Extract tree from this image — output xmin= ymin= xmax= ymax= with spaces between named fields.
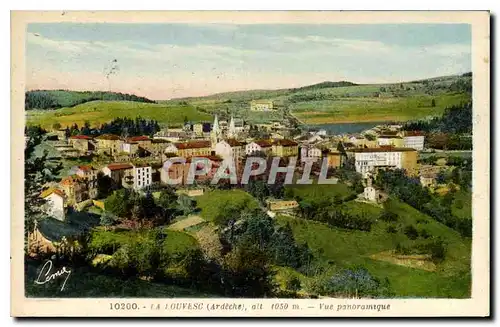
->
xmin=52 ymin=122 xmax=61 ymax=130
xmin=100 ymin=211 xmax=117 ymax=230
xmin=431 ymin=98 xmax=436 ymax=107
xmin=96 ymin=172 xmax=114 ymax=198
xmin=104 ymin=190 xmax=129 ymax=217
xmin=24 ymin=128 xmax=62 ymax=248
xmin=177 ymin=194 xmax=195 ymax=216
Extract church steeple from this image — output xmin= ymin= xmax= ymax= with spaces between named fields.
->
xmin=228 ymin=115 xmax=236 ymax=138
xmin=211 ymin=114 xmax=221 ymax=148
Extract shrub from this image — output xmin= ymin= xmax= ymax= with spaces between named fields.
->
xmin=386 ymin=225 xmax=397 ymax=234
xmin=404 ymin=225 xmax=419 ymax=240
xmin=380 ymin=210 xmax=398 ymax=222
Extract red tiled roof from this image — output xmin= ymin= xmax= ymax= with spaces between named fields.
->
xmin=96 ymin=134 xmax=121 ymax=140
xmin=70 ymin=135 xmax=93 ymax=140
xmin=379 ymin=135 xmax=403 ymax=139
xmin=226 ymin=138 xmax=244 ymax=147
xmin=106 ymin=163 xmax=133 ymax=171
xmin=127 ymin=136 xmax=150 ymax=142
xmin=254 ymin=140 xmax=273 ymax=148
xmin=186 ymin=155 xmax=223 ymax=163
xmin=175 ymin=140 xmax=211 ymax=149
xmin=60 ymin=175 xmax=84 ymax=186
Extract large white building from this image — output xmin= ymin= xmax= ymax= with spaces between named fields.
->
xmin=403 ymin=132 xmax=425 ymax=150
xmin=250 ymin=100 xmax=275 ymax=111
xmin=132 ymin=164 xmax=152 ymax=190
xmin=300 ymin=145 xmax=323 ymax=162
xmin=245 ymin=140 xmax=273 ymax=155
xmin=215 ymin=139 xmax=245 ymax=162
xmin=350 ymin=147 xmax=417 ymax=178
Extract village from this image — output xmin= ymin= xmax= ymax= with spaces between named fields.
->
xmin=33 ymin=98 xmax=446 ymax=227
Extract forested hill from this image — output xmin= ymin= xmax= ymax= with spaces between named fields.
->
xmin=25 ymin=90 xmax=155 ymax=110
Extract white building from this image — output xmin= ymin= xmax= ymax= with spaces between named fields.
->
xmin=403 ymin=132 xmax=425 ymax=150
xmin=132 ymin=164 xmax=152 ymax=190
xmin=164 ymin=143 xmax=179 ymax=154
xmin=351 ymin=148 xmax=412 ymax=178
xmin=300 ymin=145 xmax=323 ymax=162
xmin=40 ymin=189 xmax=66 ymax=221
xmin=363 ymin=186 xmax=379 ymax=202
xmin=245 ymin=140 xmax=273 ymax=155
xmin=250 ymin=100 xmax=275 ymax=111
xmin=215 ymin=139 xmax=245 ymax=162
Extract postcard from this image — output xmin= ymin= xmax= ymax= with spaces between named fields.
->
xmin=11 ymin=10 xmax=490 ymax=317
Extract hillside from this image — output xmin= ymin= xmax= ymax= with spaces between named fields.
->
xmin=25 ymin=90 xmax=155 ymax=110
xmin=174 ymin=73 xmax=472 ymax=125
xmin=26 ymin=100 xmax=212 ymax=129
xmin=26 ymin=73 xmax=472 ymax=127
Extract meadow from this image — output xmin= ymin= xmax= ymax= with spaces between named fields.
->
xmin=26 ymin=100 xmax=212 ymax=129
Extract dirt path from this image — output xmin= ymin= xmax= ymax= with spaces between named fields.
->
xmin=167 ymin=215 xmax=205 ymax=231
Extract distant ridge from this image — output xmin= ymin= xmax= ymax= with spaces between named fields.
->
xmin=289 ymin=81 xmax=358 ymax=92
xmin=25 ymin=89 xmax=155 ymax=110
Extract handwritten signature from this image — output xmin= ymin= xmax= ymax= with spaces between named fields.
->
xmin=34 ymin=260 xmax=72 ymax=291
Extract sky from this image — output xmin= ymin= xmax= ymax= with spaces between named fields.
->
xmin=26 ymin=23 xmax=471 ymax=100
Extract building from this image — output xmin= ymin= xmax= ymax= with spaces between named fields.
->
xmin=326 ymin=150 xmax=343 ymax=169
xmin=250 ymin=100 xmax=275 ymax=111
xmin=350 ymin=147 xmax=418 ymax=178
xmin=175 ymin=140 xmax=212 ymax=158
xmin=40 ymin=188 xmax=66 ymax=221
xmin=245 ymin=139 xmax=273 ymax=156
xmin=150 ymin=139 xmax=170 ymax=156
xmin=161 ymin=155 xmax=223 ymax=185
xmin=102 ymin=163 xmax=134 ymax=187
xmin=68 ymin=135 xmax=95 ymax=153
xmin=420 ymin=174 xmax=437 ymax=188
xmin=266 ymin=200 xmax=299 ymax=212
xmin=215 ymin=139 xmax=245 ymax=162
xmin=121 ymin=141 xmax=139 ymax=155
xmin=74 ymin=165 xmax=98 ymax=198
xmin=300 ymin=145 xmax=323 ymax=162
xmin=271 ymin=139 xmax=299 ymax=157
xmin=131 ymin=163 xmax=153 ymax=190
xmin=95 ymin=134 xmax=123 ymax=156
xmin=377 ymin=135 xmax=404 ymax=147
xmin=59 ymin=175 xmax=88 ymax=205
xmin=403 ymin=131 xmax=425 ymax=150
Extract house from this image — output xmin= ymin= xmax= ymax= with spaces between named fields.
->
xmin=377 ymin=135 xmax=404 ymax=147
xmin=175 ymin=140 xmax=212 ymax=158
xmin=40 ymin=188 xmax=66 ymax=221
xmin=193 ymin=123 xmax=204 ymax=137
xmin=164 ymin=143 xmax=179 ymax=155
xmin=403 ymin=131 xmax=425 ymax=150
xmin=350 ymin=147 xmax=418 ymax=178
xmin=300 ymin=145 xmax=323 ymax=162
xmin=130 ymin=163 xmax=153 ymax=190
xmin=102 ymin=163 xmax=134 ymax=187
xmin=245 ymin=139 xmax=273 ymax=156
xmin=121 ymin=141 xmax=139 ymax=155
xmin=150 ymin=139 xmax=170 ymax=156
xmin=68 ymin=135 xmax=95 ymax=153
xmin=95 ymin=134 xmax=123 ymax=156
xmin=266 ymin=200 xmax=299 ymax=212
xmin=59 ymin=175 xmax=88 ymax=205
xmin=326 ymin=150 xmax=343 ymax=169
xmin=161 ymin=155 xmax=223 ymax=185
xmin=271 ymin=139 xmax=299 ymax=157
xmin=420 ymin=174 xmax=437 ymax=188
xmin=250 ymin=100 xmax=275 ymax=111
xmin=215 ymin=139 xmax=245 ymax=162
xmin=74 ymin=165 xmax=98 ymax=198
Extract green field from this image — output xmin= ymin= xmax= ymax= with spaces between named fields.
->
xmin=284 ymin=183 xmax=355 ymax=203
xmin=27 ymin=74 xmax=472 ymax=127
xmin=276 ymin=198 xmax=471 ymax=298
xmin=196 ymin=189 xmax=260 ymax=223
xmin=451 ymin=190 xmax=473 ymax=221
xmin=26 ymin=100 xmax=212 ymax=128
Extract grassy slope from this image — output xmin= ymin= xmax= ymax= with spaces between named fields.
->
xmin=27 ymin=74 xmax=471 ymax=127
xmin=284 ymin=183 xmax=354 ymax=202
xmin=276 ymin=198 xmax=471 ymax=298
xmin=26 ymin=100 xmax=212 ymax=128
xmin=451 ymin=190 xmax=473 ymax=220
xmin=196 ymin=189 xmax=260 ymax=223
